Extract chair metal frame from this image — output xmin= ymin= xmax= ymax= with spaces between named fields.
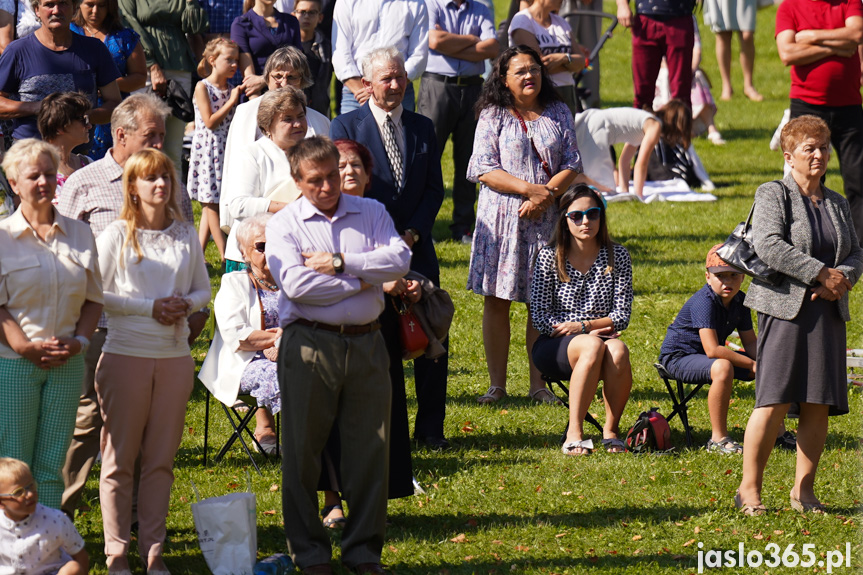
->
xmin=654 ymin=362 xmax=708 ymax=448
xmin=203 ymin=388 xmax=280 ymax=475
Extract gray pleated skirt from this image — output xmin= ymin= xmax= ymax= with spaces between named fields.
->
xmin=755 ymin=296 xmax=848 ymax=416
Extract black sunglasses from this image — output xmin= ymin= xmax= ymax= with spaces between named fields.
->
xmin=565 ymin=207 xmax=602 ymax=223
xmin=254 ymin=242 xmax=266 ymax=253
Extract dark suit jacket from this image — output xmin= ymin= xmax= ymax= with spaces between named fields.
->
xmin=331 ymin=103 xmax=445 ymax=282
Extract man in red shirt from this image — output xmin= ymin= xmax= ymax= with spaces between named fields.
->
xmin=776 ymin=0 xmax=863 ymax=243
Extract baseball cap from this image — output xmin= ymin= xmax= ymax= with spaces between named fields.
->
xmin=705 ymin=244 xmax=737 ymax=273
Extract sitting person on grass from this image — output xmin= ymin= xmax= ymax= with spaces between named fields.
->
xmin=0 ymin=457 xmax=88 ymax=575
xmin=657 ymin=244 xmax=796 ymax=454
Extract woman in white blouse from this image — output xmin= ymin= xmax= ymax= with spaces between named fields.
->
xmin=220 ymin=86 xmax=308 ymax=271
xmin=529 ymin=185 xmax=634 ymax=456
xmin=0 ymin=139 xmax=103 ymax=510
xmin=95 ymin=149 xmax=210 ymax=575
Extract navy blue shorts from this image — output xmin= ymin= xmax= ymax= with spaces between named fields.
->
xmin=660 ymin=353 xmax=754 ymax=385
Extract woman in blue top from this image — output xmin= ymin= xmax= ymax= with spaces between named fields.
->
xmin=530 ymin=185 xmax=634 ymax=455
xmin=72 ymin=0 xmax=147 ymax=159
xmin=231 ymin=0 xmax=301 ymax=98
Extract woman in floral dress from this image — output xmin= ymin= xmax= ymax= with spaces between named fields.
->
xmin=468 ymin=45 xmax=582 ymax=405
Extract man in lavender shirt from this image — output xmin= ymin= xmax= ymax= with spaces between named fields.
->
xmin=265 ymin=136 xmax=411 ymax=575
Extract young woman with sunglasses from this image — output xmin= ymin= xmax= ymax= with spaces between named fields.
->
xmin=529 ymin=184 xmax=634 ymax=456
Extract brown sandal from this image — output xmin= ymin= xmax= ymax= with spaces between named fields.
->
xmin=734 ymin=490 xmax=766 ymax=516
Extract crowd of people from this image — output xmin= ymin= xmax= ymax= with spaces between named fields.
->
xmin=0 ymin=0 xmax=861 ymax=573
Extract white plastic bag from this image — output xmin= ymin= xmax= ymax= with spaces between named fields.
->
xmin=191 ymin=478 xmax=257 ymax=575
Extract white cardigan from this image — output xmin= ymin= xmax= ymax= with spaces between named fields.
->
xmin=221 ymin=97 xmax=330 ymax=231
xmin=199 ymin=271 xmax=266 ymax=406
xmin=221 ymin=137 xmax=302 ymax=262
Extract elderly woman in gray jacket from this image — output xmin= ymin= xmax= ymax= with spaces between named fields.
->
xmin=734 ymin=115 xmax=863 ymax=516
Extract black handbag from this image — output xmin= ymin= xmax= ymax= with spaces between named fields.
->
xmin=717 ymin=181 xmax=788 ymax=286
xmin=148 ymin=79 xmax=195 ymax=123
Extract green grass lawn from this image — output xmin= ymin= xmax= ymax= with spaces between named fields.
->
xmin=70 ymin=4 xmax=862 ymax=573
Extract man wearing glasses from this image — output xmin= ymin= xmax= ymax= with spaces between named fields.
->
xmin=293 ymin=0 xmax=333 ymax=117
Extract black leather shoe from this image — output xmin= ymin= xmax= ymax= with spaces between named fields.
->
xmin=302 ymin=564 xmax=334 ymax=575
xmin=349 ymin=563 xmax=388 ymax=574
xmin=415 ymin=435 xmax=451 ymax=450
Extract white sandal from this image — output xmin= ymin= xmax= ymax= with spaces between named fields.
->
xmin=561 ymin=438 xmax=594 ymax=456
xmin=707 ymin=131 xmax=726 ymax=145
xmin=477 ymin=386 xmax=506 ymax=404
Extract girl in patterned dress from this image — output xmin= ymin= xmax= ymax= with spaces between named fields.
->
xmin=188 ymin=37 xmax=242 ymax=262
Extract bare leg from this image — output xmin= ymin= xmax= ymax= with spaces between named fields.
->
xmin=197 ymin=204 xmax=210 ymax=254
xmin=738 ymin=403 xmax=791 ymax=505
xmin=740 ymin=31 xmax=762 ymax=101
xmin=564 ymin=335 xmax=604 ymax=452
xmin=321 ymin=490 xmax=344 ymax=524
xmin=203 ymin=204 xmax=226 ymax=261
xmin=598 ymin=339 xmax=632 ymax=443
xmin=254 ymin=408 xmax=276 ymax=438
xmin=525 ymin=308 xmax=545 ymax=395
xmin=715 ymin=31 xmax=733 ymax=100
xmin=480 ymin=296 xmax=511 ymax=400
xmin=791 ymin=403 xmax=830 ymax=504
xmin=106 ymin=555 xmax=129 ymax=574
xmin=707 ymin=358 xmax=734 ymax=442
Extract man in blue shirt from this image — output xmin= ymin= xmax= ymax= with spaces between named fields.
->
xmin=417 ymin=0 xmax=498 ymax=243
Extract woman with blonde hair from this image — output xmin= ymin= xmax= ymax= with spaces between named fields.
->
xmin=95 ymin=148 xmax=210 ymax=574
xmin=0 ymin=139 xmax=103 ymax=510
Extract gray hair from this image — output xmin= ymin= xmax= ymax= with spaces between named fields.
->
xmin=257 ymin=86 xmax=307 ymax=135
xmin=111 ymin=93 xmax=171 ymax=139
xmin=30 ymin=0 xmax=81 ymax=13
xmin=361 ymin=46 xmax=405 ymax=82
xmin=263 ymin=46 xmax=314 ymax=90
xmin=236 ymin=213 xmax=273 ymax=261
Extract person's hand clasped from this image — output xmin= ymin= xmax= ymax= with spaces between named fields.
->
xmin=263 ymin=346 xmax=278 ymax=362
xmin=551 ymin=322 xmax=585 ymax=337
xmin=19 ymin=337 xmax=77 ymax=369
xmin=153 ymin=297 xmax=189 ymax=326
xmin=303 ymin=252 xmax=336 ymax=275
xmin=519 ymin=184 xmax=555 ymax=219
xmin=814 ymin=267 xmax=852 ymax=300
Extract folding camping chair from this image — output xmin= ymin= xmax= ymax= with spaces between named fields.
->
xmin=203 ymin=390 xmax=280 ymax=475
xmin=654 ymin=362 xmax=708 ymax=448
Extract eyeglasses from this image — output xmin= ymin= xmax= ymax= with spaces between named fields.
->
xmin=566 ymin=207 xmax=602 ymax=223
xmin=506 ymin=66 xmax=541 ymax=78
xmin=254 ymin=242 xmax=266 ymax=253
xmin=76 ymin=114 xmax=90 ymax=125
xmin=269 ymin=72 xmax=301 ymax=83
xmin=294 ymin=9 xmax=319 ymax=16
xmin=0 ymin=481 xmax=37 ymax=499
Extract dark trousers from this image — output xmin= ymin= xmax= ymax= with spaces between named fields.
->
xmin=417 ymin=74 xmax=480 ymax=238
xmin=278 ymin=323 xmax=391 ymax=569
xmin=631 ymin=14 xmax=693 ymax=111
xmin=790 ymin=99 xmax=863 ymax=245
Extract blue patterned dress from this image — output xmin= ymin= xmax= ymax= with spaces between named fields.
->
xmin=70 ymin=24 xmax=140 ymax=160
xmin=466 ymin=101 xmax=582 ymax=303
xmin=237 ymin=286 xmax=281 ymax=414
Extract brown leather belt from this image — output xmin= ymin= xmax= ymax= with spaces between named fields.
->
xmin=293 ymin=318 xmax=381 ymax=335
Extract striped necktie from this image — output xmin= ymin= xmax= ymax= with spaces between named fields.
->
xmin=383 ymin=114 xmax=403 ymax=190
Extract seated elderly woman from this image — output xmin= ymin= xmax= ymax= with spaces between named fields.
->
xmin=37 ymin=92 xmax=93 ymax=203
xmin=200 ymin=213 xmax=281 ymax=453
xmin=529 ymin=184 xmax=634 ymax=455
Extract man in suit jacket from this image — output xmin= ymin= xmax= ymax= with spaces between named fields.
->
xmin=331 ymin=46 xmax=450 ymax=450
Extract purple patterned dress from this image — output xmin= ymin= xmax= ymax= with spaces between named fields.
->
xmin=238 ymin=286 xmax=281 ymax=414
xmin=466 ymin=101 xmax=582 ymax=303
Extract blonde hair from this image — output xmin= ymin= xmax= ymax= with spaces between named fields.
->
xmin=120 ymin=149 xmax=184 ymax=265
xmin=0 ymin=457 xmax=31 ymax=487
xmin=1 ymin=138 xmax=60 ymax=183
xmin=197 ymin=37 xmax=239 ymax=77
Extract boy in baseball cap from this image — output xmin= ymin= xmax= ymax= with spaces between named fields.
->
xmin=657 ymin=244 xmax=758 ymax=454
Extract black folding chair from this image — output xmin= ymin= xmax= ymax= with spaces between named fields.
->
xmin=542 ymin=371 xmax=605 ymax=444
xmin=654 ymin=362 xmax=708 ymax=448
xmin=203 ymin=389 xmax=280 ymax=475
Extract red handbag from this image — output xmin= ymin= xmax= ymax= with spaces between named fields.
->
xmin=393 ymin=297 xmax=428 ymax=360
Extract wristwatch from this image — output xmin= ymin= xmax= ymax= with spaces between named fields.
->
xmin=405 ymin=228 xmax=420 ymax=245
xmin=74 ymin=335 xmax=90 ymax=355
xmin=332 ymin=252 xmax=345 ymax=274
